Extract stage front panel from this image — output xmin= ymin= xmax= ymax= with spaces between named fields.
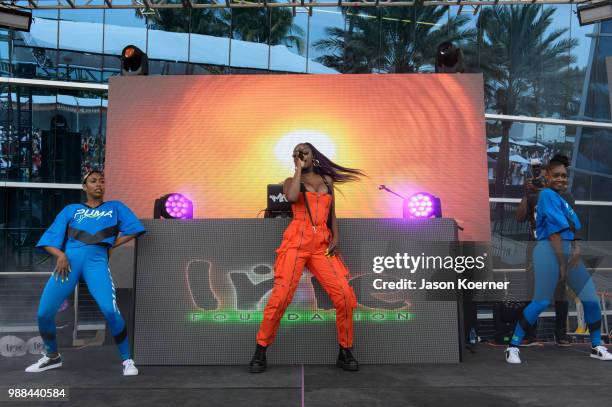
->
xmin=134 ymin=218 xmax=460 ymax=365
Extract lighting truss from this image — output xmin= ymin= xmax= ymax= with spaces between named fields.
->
xmin=4 ymin=0 xmax=592 ymax=11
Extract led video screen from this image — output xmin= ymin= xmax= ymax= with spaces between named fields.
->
xmin=105 ymin=74 xmax=489 ymax=241
xmin=133 ymin=219 xmax=461 ymax=365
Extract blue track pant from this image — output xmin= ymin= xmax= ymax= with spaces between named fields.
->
xmin=37 ymin=245 xmax=130 ymax=360
xmin=511 ymin=240 xmax=601 ymax=347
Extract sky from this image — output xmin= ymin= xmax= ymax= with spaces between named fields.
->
xmin=26 ymin=5 xmax=597 ymax=71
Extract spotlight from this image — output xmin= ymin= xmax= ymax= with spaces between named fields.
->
xmin=0 ymin=5 xmax=32 ymax=32
xmin=577 ymin=1 xmax=612 ymax=26
xmin=154 ymin=193 xmax=193 ymax=219
xmin=121 ymin=45 xmax=148 ymax=76
xmin=435 ymin=42 xmax=464 ymax=73
xmin=403 ymin=192 xmax=442 ymax=219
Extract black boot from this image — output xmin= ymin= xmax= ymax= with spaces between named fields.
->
xmin=336 ymin=346 xmax=359 ymax=371
xmin=249 ymin=344 xmax=267 ymax=373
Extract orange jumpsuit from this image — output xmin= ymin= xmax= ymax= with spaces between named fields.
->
xmin=256 ymin=189 xmax=357 ymax=348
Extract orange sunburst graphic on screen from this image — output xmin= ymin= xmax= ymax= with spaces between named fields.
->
xmin=105 ymin=74 xmax=489 ymax=241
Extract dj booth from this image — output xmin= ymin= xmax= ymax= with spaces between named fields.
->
xmin=133 ymin=218 xmax=463 ymax=365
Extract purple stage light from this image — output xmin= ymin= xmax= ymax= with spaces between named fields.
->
xmin=154 ymin=193 xmax=193 ymax=219
xmin=403 ymin=192 xmax=442 ymax=219
xmin=164 ymin=193 xmax=192 ymax=219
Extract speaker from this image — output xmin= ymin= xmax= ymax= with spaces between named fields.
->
xmin=493 ymin=300 xmax=526 ymax=344
xmin=41 ymin=123 xmax=81 ymax=184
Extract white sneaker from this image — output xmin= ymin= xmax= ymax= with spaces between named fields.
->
xmin=122 ymin=359 xmax=139 ymax=376
xmin=590 ymin=345 xmax=612 ymax=361
xmin=505 ymin=346 xmax=521 ymax=364
xmin=25 ymin=354 xmax=62 ymax=373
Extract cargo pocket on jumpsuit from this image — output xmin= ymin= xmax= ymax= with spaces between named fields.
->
xmin=333 ymin=253 xmax=357 ymax=308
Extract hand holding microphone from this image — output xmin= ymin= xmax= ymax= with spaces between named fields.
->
xmin=293 ymin=152 xmax=306 ymax=171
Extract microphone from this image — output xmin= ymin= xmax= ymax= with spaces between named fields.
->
xmin=378 ymin=185 xmax=406 ymax=200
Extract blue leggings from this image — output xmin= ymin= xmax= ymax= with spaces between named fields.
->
xmin=37 ymin=245 xmax=130 ymax=360
xmin=511 ymin=240 xmax=601 ymax=347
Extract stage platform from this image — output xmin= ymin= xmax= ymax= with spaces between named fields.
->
xmin=2 ymin=343 xmax=610 ymax=407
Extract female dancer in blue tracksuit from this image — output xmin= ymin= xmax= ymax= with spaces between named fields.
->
xmin=505 ymin=155 xmax=612 ymax=363
xmin=25 ymin=170 xmax=145 ymax=376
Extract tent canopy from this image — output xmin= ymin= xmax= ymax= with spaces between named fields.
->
xmin=488 ymin=136 xmax=546 ymax=148
xmin=20 ymin=17 xmax=337 ymax=74
xmin=509 ymin=154 xmax=530 ymax=164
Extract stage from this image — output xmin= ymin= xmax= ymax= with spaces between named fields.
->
xmin=3 ymin=343 xmax=610 ymax=407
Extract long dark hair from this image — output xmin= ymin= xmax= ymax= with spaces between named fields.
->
xmin=304 ymin=142 xmax=365 ymax=183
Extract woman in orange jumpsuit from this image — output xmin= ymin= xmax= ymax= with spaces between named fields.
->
xmin=249 ymin=142 xmax=364 ymax=373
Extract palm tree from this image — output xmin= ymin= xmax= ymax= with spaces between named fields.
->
xmin=471 ymin=5 xmax=578 ymax=197
xmin=231 ymin=8 xmax=305 ymax=54
xmin=380 ymin=7 xmax=475 ymax=73
xmin=313 ymin=7 xmax=474 ymax=73
xmin=143 ymin=4 xmax=305 ymax=55
xmin=313 ymin=9 xmax=382 ymax=73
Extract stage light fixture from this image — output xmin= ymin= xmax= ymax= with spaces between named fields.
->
xmin=0 ymin=5 xmax=32 ymax=32
xmin=403 ymin=192 xmax=442 ymax=219
xmin=121 ymin=45 xmax=149 ymax=76
xmin=435 ymin=42 xmax=464 ymax=73
xmin=577 ymin=1 xmax=612 ymax=26
xmin=154 ymin=193 xmax=193 ymax=219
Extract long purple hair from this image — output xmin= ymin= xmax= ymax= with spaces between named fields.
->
xmin=304 ymin=142 xmax=365 ymax=184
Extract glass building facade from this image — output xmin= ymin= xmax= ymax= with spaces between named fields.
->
xmin=1 ymin=4 xmax=612 ymax=274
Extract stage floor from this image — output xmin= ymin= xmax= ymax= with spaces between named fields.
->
xmin=1 ymin=343 xmax=610 ymax=407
